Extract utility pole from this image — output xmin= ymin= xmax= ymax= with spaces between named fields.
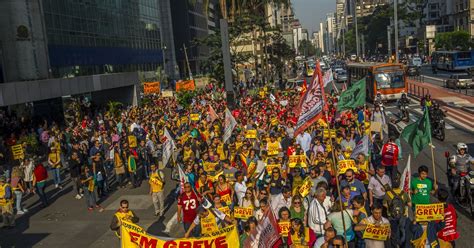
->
xmin=387 ymin=26 xmax=392 ymax=59
xmin=394 ymin=0 xmax=399 ymax=63
xmin=354 ymin=0 xmax=360 ymax=58
xmin=183 ymin=44 xmax=193 ymax=79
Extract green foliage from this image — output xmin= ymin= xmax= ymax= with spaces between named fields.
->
xmin=107 ymin=101 xmax=123 ymax=119
xmin=176 ymin=90 xmax=197 ymax=108
xmin=298 ymin=39 xmax=316 ymax=57
xmin=435 ymin=31 xmax=473 ymax=50
xmin=18 ymin=134 xmax=39 ymax=154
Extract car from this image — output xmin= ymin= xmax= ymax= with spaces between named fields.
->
xmin=335 ymin=69 xmax=347 ymax=83
xmin=406 ymin=65 xmax=420 ymax=76
xmin=445 ymin=74 xmax=473 ymax=89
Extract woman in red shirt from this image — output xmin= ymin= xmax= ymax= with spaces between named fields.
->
xmin=33 ymin=163 xmax=49 ymax=207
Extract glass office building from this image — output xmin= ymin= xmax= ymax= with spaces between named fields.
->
xmin=42 ymin=0 xmax=164 ymax=77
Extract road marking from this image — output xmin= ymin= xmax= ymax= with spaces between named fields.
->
xmin=445 ymin=123 xmax=455 ymax=130
xmin=397 ymin=121 xmax=408 ymax=130
xmin=164 ymin=212 xmax=178 ymax=233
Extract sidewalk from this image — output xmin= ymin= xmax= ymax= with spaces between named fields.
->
xmin=407 ymin=79 xmax=474 ymax=131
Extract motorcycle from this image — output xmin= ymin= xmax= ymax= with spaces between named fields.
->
xmin=431 ymin=115 xmax=445 ymax=141
xmin=398 ymin=102 xmax=410 ymax=122
xmin=445 ymin=151 xmax=474 ymax=216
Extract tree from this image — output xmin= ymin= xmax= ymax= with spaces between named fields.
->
xmin=435 ymin=31 xmax=473 ymax=51
xmin=298 ymin=40 xmax=317 ymax=57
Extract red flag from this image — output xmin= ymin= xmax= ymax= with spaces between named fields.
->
xmin=244 ymin=208 xmax=280 ymax=247
xmin=294 ymin=60 xmax=327 ymax=137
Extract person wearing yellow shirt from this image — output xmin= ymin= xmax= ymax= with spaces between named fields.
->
xmin=0 ymin=176 xmax=15 ymax=228
xmin=48 ymin=147 xmax=62 ymax=189
xmin=149 ymin=164 xmax=165 ymax=217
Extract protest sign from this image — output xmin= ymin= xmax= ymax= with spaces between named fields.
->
xmin=121 ymin=221 xmax=239 ymax=248
xmin=415 ymin=203 xmax=444 ymax=222
xmin=176 ymin=80 xmax=195 ymax=92
xmin=288 ymin=155 xmax=307 ymax=168
xmin=278 ymin=221 xmax=290 ymax=237
xmin=218 ymin=206 xmax=232 ymax=217
xmin=362 ymin=223 xmax=390 ymax=241
xmin=203 ymin=162 xmax=218 ymax=172
xmin=337 ymin=159 xmax=358 ymax=174
xmin=128 ymin=136 xmax=137 ymax=148
xmin=298 ymin=177 xmax=313 ymax=198
xmin=245 ymin=129 xmax=257 ymax=139
xmin=161 ymin=90 xmax=173 ymax=98
xmin=11 ymin=144 xmax=24 ymax=160
xmin=233 ymin=207 xmax=253 ymax=219
xmin=266 ymin=164 xmax=281 ymax=175
xmin=267 ymin=143 xmax=279 ymax=156
xmin=190 ymin=114 xmax=200 ymax=121
xmin=143 ymin=82 xmax=160 ymax=95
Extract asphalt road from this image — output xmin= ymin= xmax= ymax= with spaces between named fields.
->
xmin=418 ymin=66 xmax=474 ymax=96
xmin=1 ymin=92 xmax=473 ymax=247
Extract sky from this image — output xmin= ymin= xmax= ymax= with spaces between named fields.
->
xmin=292 ymin=0 xmax=335 ymax=33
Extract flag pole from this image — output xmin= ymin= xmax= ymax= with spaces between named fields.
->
xmin=326 ymin=112 xmax=349 ymax=248
xmin=430 ymin=143 xmax=437 ymax=188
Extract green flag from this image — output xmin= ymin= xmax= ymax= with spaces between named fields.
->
xmin=401 ymin=109 xmax=432 ymax=157
xmin=337 ymin=78 xmax=366 ymax=111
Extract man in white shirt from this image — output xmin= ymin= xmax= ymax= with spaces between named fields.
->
xmin=368 ymin=166 xmax=392 ymax=208
xmin=296 ymin=131 xmax=312 ymax=154
xmin=308 ymin=187 xmax=333 ymax=236
xmin=270 ymin=186 xmax=292 ymax=215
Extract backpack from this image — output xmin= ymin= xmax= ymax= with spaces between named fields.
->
xmin=387 ymin=190 xmax=405 ymax=219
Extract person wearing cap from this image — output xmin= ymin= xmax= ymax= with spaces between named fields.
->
xmin=149 ymin=164 xmax=165 ymax=217
xmin=183 ymin=205 xmax=234 ymax=238
xmin=0 ymin=176 xmax=15 ymax=228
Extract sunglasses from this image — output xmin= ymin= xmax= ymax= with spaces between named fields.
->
xmin=260 ymin=192 xmax=267 ymax=195
xmin=293 ymin=201 xmax=301 ymax=204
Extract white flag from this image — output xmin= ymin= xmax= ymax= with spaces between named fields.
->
xmin=323 ymin=68 xmax=334 ymax=87
xmin=178 ymin=164 xmax=188 ymax=193
xmin=162 ymin=128 xmax=176 ymax=167
xmin=223 ymin=108 xmax=237 ymax=143
xmin=269 ymin=94 xmax=276 ymax=103
xmin=350 ymin=135 xmax=369 ymax=159
xmin=399 ymin=155 xmax=411 ymax=193
xmin=208 ymin=105 xmax=218 ymax=122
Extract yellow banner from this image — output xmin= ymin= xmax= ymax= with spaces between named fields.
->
xmin=298 ymin=177 xmax=313 ymax=198
xmin=11 ymin=144 xmax=24 ymax=160
xmin=128 ymin=136 xmax=137 ymax=148
xmin=278 ymin=221 xmax=290 ymax=237
xmin=176 ymin=80 xmax=195 ymax=92
xmin=415 ymin=203 xmax=445 ymax=222
xmin=362 ymin=223 xmax=390 ymax=241
xmin=245 ymin=130 xmax=257 ymax=139
xmin=190 ymin=114 xmax=200 ymax=121
xmin=161 ymin=90 xmax=174 ymax=98
xmin=288 ymin=155 xmax=307 ymax=168
xmin=233 ymin=207 xmax=253 ymax=219
xmin=267 ymin=142 xmax=279 ymax=156
xmin=121 ymin=221 xmax=239 ymax=248
xmin=266 ymin=164 xmax=281 ymax=175
xmin=143 ymin=82 xmax=160 ymax=95
xmin=337 ymin=160 xmax=358 ymax=174
xmin=203 ymin=162 xmax=218 ymax=172
xmin=323 ymin=129 xmax=337 ymax=139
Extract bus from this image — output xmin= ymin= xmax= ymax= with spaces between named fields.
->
xmin=431 ymin=50 xmax=474 ymax=71
xmin=347 ymin=63 xmax=407 ymax=102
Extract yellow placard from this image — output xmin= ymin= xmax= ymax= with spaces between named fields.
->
xmin=203 ymin=162 xmax=218 ymax=172
xmin=278 ymin=221 xmax=291 ymax=237
xmin=221 ymin=194 xmax=232 ymax=205
xmin=161 ymin=90 xmax=174 ymax=98
xmin=128 ymin=136 xmax=137 ymax=148
xmin=270 ymin=118 xmax=278 ymax=126
xmin=298 ymin=177 xmax=313 ymax=198
xmin=415 ymin=203 xmax=445 ymax=222
xmin=267 ymin=142 xmax=280 ymax=156
xmin=143 ymin=82 xmax=160 ymax=95
xmin=259 ymin=90 xmax=265 ymax=98
xmin=233 ymin=207 xmax=253 ymax=219
xmin=11 ymin=144 xmax=24 ymax=160
xmin=323 ymin=129 xmax=337 ymax=138
xmin=190 ymin=114 xmax=200 ymax=121
xmin=266 ymin=164 xmax=281 ymax=175
xmin=245 ymin=130 xmax=257 ymax=139
xmin=180 ymin=116 xmax=188 ymax=125
xmin=218 ymin=206 xmax=232 ymax=217
xmin=362 ymin=223 xmax=390 ymax=241
xmin=247 ymin=161 xmax=257 ymax=176
xmin=121 ymin=221 xmax=239 ymax=247
xmin=288 ymin=155 xmax=307 ymax=168
xmin=337 ymin=159 xmax=358 ymax=174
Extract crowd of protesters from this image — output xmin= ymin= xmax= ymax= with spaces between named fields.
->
xmin=0 ymin=79 xmax=460 ymax=248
